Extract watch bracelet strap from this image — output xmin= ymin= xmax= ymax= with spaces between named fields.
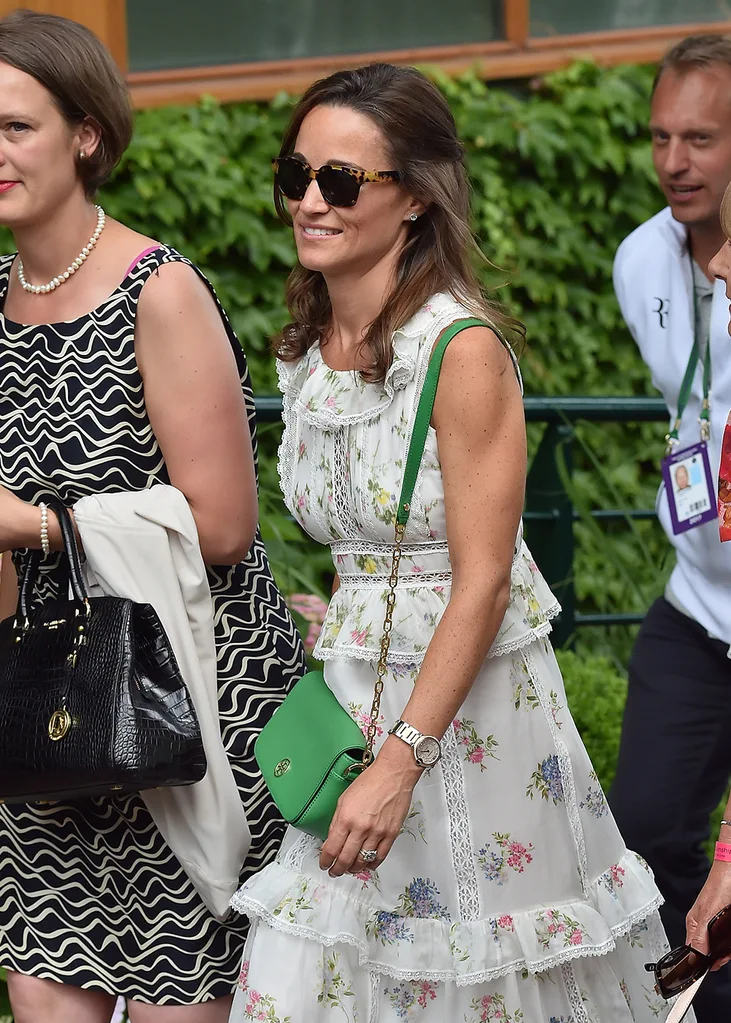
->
xmin=391 ymin=719 xmax=422 ymax=746
xmin=363 ymin=317 xmax=490 ymax=763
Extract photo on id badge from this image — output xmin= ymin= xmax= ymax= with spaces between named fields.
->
xmin=662 ymin=440 xmax=716 ymax=535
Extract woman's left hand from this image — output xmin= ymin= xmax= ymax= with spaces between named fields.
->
xmin=319 ymin=740 xmax=422 ymax=876
xmin=686 ymin=860 xmax=731 ymax=969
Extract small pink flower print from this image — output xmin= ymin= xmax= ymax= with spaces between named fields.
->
xmin=351 ymin=628 xmax=368 ymax=646
xmin=452 ymin=718 xmax=498 ymax=770
xmin=416 ymin=980 xmax=437 ymax=1007
xmin=297 ymin=495 xmax=306 ymax=509
xmin=349 ymin=703 xmax=385 ymax=738
xmin=536 ymin=909 xmax=583 ymax=951
xmin=238 ymin=959 xmax=249 ymax=990
xmin=478 ymin=832 xmax=534 ymax=885
xmin=497 ymin=915 xmax=514 ymax=931
xmin=308 ymin=365 xmax=317 ymax=377
xmin=325 ymin=394 xmax=337 ymax=409
xmin=611 ymin=864 xmax=626 ymax=886
xmin=298 ymin=441 xmax=306 ymax=457
xmin=353 ymin=869 xmax=372 ymax=882
xmin=506 ymin=841 xmax=533 ymax=872
xmin=249 ymin=990 xmax=261 ymax=1005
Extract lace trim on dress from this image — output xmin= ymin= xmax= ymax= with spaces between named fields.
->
xmin=279 ymin=831 xmax=318 ymax=872
xmin=330 ymin=539 xmax=450 ymax=557
xmin=333 ymin=429 xmax=355 ymax=536
xmin=562 ymin=961 xmax=593 ymax=1023
xmin=369 ymin=970 xmax=379 ymax=1023
xmin=442 ymin=724 xmax=482 ymax=923
xmin=276 ymin=358 xmax=299 ymax=515
xmin=230 ymin=849 xmax=663 ymax=987
xmin=338 ymin=571 xmax=454 ymax=589
xmin=522 ymin=645 xmax=590 ymax=897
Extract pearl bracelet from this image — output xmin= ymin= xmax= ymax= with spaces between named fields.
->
xmin=39 ymin=502 xmax=50 ymax=556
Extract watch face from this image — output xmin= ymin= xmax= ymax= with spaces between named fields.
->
xmin=414 ymin=736 xmax=441 ymax=767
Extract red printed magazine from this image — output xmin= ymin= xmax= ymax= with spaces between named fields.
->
xmin=719 ymin=411 xmax=731 ymax=541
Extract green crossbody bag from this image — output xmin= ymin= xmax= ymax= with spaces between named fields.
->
xmin=255 ymin=318 xmax=487 ymax=839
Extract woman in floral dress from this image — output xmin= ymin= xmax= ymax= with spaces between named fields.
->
xmin=229 ymin=63 xmax=684 ymax=1023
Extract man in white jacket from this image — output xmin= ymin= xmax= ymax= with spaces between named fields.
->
xmin=610 ymin=35 xmax=731 ymax=1021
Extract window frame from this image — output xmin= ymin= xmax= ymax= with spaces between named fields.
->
xmin=14 ymin=1 xmax=731 ymax=108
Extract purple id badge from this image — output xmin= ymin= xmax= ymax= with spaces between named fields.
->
xmin=661 ymin=441 xmax=717 ymax=535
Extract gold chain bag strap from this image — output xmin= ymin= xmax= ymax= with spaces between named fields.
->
xmin=255 ymin=318 xmax=488 ymax=837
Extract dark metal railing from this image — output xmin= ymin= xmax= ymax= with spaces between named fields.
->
xmin=255 ymin=394 xmax=669 ymax=647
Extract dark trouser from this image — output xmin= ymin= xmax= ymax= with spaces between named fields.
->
xmin=609 ymin=597 xmax=731 ymax=1023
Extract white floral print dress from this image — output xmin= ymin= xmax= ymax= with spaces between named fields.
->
xmin=230 ymin=293 xmax=686 ymax=1023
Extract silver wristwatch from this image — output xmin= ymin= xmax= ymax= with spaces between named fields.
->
xmin=388 ymin=719 xmax=442 ymax=768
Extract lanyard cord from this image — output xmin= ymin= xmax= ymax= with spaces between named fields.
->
xmin=665 ymin=243 xmax=711 ymax=455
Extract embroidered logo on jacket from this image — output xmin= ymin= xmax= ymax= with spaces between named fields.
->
xmin=653 ymin=297 xmax=671 ymax=328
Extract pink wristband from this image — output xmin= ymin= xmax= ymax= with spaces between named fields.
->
xmin=715 ymin=842 xmax=731 ymax=862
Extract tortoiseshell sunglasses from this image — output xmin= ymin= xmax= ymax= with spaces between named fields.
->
xmin=272 ymin=156 xmax=400 ymax=207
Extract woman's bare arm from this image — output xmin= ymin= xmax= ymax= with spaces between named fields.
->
xmin=321 ymin=325 xmax=526 ymax=874
xmin=381 ymin=325 xmax=525 ymax=756
xmin=134 ymin=261 xmax=258 ymax=565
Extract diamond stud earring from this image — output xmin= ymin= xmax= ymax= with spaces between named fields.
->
xmin=409 ymin=213 xmax=418 ymax=222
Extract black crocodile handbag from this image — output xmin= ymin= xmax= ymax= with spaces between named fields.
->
xmin=0 ymin=499 xmax=207 ymax=804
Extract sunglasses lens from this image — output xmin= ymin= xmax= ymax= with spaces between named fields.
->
xmin=276 ymin=159 xmax=308 ymax=201
xmin=655 ymin=946 xmax=706 ymax=997
xmin=317 ymin=166 xmax=359 ymax=207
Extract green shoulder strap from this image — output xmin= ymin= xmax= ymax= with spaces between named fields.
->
xmin=396 ymin=317 xmax=488 ymax=527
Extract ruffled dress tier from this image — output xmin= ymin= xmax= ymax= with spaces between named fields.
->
xmin=230 ymin=294 xmax=680 ymax=1022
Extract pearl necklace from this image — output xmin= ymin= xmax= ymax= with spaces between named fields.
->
xmin=17 ymin=205 xmax=106 ymax=295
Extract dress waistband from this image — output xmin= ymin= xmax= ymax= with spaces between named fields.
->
xmin=330 ymin=539 xmax=451 ymax=588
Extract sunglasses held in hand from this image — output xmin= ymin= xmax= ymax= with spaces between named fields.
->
xmin=645 ymin=906 xmax=731 ymax=1020
xmin=272 ymin=156 xmax=400 ymax=207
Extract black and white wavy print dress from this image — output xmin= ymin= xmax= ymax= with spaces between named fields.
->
xmin=0 ymin=246 xmax=306 ymax=1004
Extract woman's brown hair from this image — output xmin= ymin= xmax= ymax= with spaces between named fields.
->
xmin=274 ymin=62 xmax=523 ymax=381
xmin=0 ymin=9 xmax=133 ymax=197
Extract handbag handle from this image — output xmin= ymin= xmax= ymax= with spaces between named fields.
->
xmin=46 ymin=498 xmax=89 ymax=604
xmin=361 ymin=317 xmax=489 ymax=764
xmin=15 ymin=498 xmax=88 ymax=624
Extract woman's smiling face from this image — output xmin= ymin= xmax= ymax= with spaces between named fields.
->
xmin=0 ymin=61 xmax=91 ymax=229
xmin=286 ymin=104 xmax=419 ymax=280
